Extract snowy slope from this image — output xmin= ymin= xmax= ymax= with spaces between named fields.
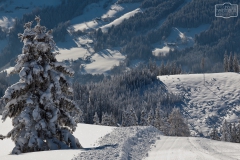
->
xmin=152 ymin=24 xmax=210 ymax=56
xmin=100 ymin=8 xmax=142 ymax=32
xmin=0 ymin=116 xmax=115 ymax=160
xmin=145 ymin=136 xmax=240 ymax=160
xmin=1 ymin=116 xmax=240 ymax=160
xmin=55 ymin=1 xmax=141 ymax=74
xmin=84 ymin=49 xmax=125 ymax=74
xmin=158 ymin=72 xmax=240 ymax=136
xmin=70 ymin=1 xmax=140 ymax=32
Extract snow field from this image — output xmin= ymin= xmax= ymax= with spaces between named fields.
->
xmin=84 ymin=49 xmax=125 ymax=74
xmin=73 ymin=126 xmax=163 ymax=160
xmin=152 ymin=24 xmax=210 ymax=56
xmin=0 ymin=116 xmax=114 ymax=160
xmin=71 ymin=1 xmax=140 ymax=32
xmin=158 ymin=72 xmax=240 ymax=135
xmin=100 ymin=8 xmax=142 ymax=32
xmin=145 ymin=136 xmax=240 ymax=160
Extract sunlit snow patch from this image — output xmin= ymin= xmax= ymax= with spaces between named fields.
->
xmin=71 ymin=2 xmax=140 ymax=32
xmin=152 ymin=24 xmax=210 ymax=57
xmin=100 ymin=8 xmax=142 ymax=32
xmin=152 ymin=46 xmax=171 ymax=57
xmin=84 ymin=49 xmax=125 ymax=74
xmin=0 ymin=67 xmax=14 ymax=75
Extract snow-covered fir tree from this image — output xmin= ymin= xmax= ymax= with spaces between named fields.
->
xmin=220 ymin=119 xmax=231 ymax=142
xmin=233 ymin=54 xmax=239 ymax=73
xmin=231 ymin=123 xmax=237 ymax=142
xmin=147 ymin=107 xmax=154 ymax=126
xmin=236 ymin=122 xmax=240 ymax=143
xmin=122 ymin=106 xmax=138 ymax=127
xmin=101 ymin=112 xmax=110 ymax=125
xmin=93 ymin=112 xmax=100 ymax=125
xmin=101 ymin=112 xmax=115 ymax=126
xmin=108 ymin=113 xmax=116 ymax=126
xmin=228 ymin=53 xmax=234 ymax=72
xmin=140 ymin=108 xmax=148 ymax=126
xmin=168 ymin=108 xmax=190 ymax=137
xmin=154 ymin=107 xmax=164 ymax=131
xmin=224 ymin=52 xmax=228 ymax=72
xmin=0 ymin=17 xmax=82 ymax=154
xmin=209 ymin=127 xmax=219 ymax=140
xmin=160 ymin=118 xmax=170 ymax=136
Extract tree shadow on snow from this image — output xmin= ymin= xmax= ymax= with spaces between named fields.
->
xmin=97 ymin=49 xmax=113 ymax=58
xmin=81 ymin=144 xmax=118 ymax=151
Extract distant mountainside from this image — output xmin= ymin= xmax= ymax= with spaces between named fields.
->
xmin=0 ymin=0 xmax=239 ymax=75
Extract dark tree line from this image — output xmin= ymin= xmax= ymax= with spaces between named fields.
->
xmin=209 ymin=119 xmax=240 ymax=143
xmin=72 ymin=61 xmax=183 ymax=126
xmin=117 ymin=0 xmax=143 ymax=4
xmin=223 ymin=52 xmax=239 ymax=72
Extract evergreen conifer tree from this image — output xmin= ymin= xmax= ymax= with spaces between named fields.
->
xmin=147 ymin=107 xmax=154 ymax=126
xmin=168 ymin=108 xmax=190 ymax=137
xmin=228 ymin=52 xmax=234 ymax=72
xmin=231 ymin=123 xmax=237 ymax=142
xmin=122 ymin=106 xmax=137 ymax=126
xmin=0 ymin=17 xmax=82 ymax=154
xmin=109 ymin=113 xmax=116 ymax=126
xmin=209 ymin=127 xmax=219 ymax=140
xmin=101 ymin=112 xmax=110 ymax=126
xmin=154 ymin=107 xmax=164 ymax=131
xmin=220 ymin=119 xmax=231 ymax=142
xmin=93 ymin=112 xmax=100 ymax=125
xmin=224 ymin=52 xmax=228 ymax=72
xmin=140 ymin=108 xmax=148 ymax=126
xmin=233 ymin=54 xmax=239 ymax=73
xmin=236 ymin=122 xmax=240 ymax=143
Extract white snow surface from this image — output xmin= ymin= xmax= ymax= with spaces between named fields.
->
xmin=0 ymin=116 xmax=114 ymax=160
xmin=84 ymin=49 xmax=125 ymax=74
xmin=100 ymin=8 xmax=142 ymax=32
xmin=1 ymin=115 xmax=240 ymax=160
xmin=0 ymin=66 xmax=14 ymax=74
xmin=145 ymin=136 xmax=240 ymax=160
xmin=73 ymin=126 xmax=162 ymax=160
xmin=158 ymin=72 xmax=240 ymax=136
xmin=70 ymin=1 xmax=140 ymax=32
xmin=152 ymin=24 xmax=210 ymax=56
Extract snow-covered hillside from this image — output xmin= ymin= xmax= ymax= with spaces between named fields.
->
xmin=158 ymin=72 xmax=240 ymax=136
xmin=0 ymin=116 xmax=115 ymax=160
xmin=70 ymin=1 xmax=140 ymax=32
xmin=56 ymin=0 xmax=140 ymax=74
xmin=1 ymin=115 xmax=240 ymax=160
xmin=152 ymin=24 xmax=210 ymax=57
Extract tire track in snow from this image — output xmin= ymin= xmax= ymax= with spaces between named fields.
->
xmin=189 ymin=138 xmax=239 ymax=160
